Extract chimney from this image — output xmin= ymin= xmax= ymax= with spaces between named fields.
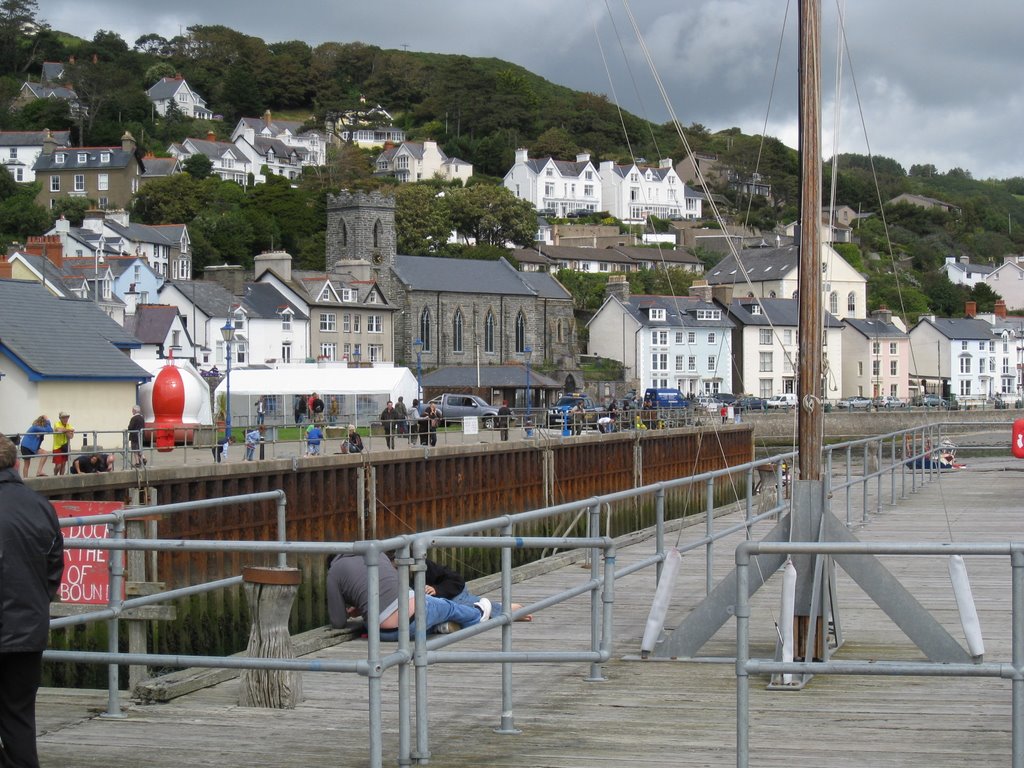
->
xmin=1004 ymin=254 xmax=1022 ymax=266
xmin=82 ymin=209 xmax=105 ymax=233
xmin=0 ymin=253 xmax=12 ymax=279
xmin=121 ymin=131 xmax=137 ymax=154
xmin=711 ymin=284 xmax=734 ymax=306
xmin=965 ymin=301 xmax=977 ymax=318
xmin=599 ymin=160 xmax=614 ymax=173
xmin=207 ymin=131 xmax=216 ymax=141
xmin=960 ymin=255 xmax=970 ymax=264
xmin=659 ymin=158 xmax=672 ymax=169
xmin=204 ymin=263 xmax=246 ymax=296
xmin=605 ymin=274 xmax=630 ymax=303
xmin=254 ymin=250 xmax=293 ymax=282
xmin=263 ymin=109 xmax=272 ymax=125
xmin=688 ymin=279 xmax=712 ymax=302
xmin=515 ymin=147 xmax=528 ymax=164
xmin=995 ymin=299 xmax=1007 ymax=319
xmin=871 ymin=306 xmax=893 ymax=325
xmin=41 ymin=129 xmax=56 ymax=157
xmin=576 ymin=152 xmax=591 ymax=164
xmin=25 ymin=235 xmax=64 ymax=268
xmin=423 ymin=140 xmax=437 ymax=154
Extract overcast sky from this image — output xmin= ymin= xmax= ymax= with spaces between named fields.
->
xmin=39 ymin=0 xmax=1024 ymax=180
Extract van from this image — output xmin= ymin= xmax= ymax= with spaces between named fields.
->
xmin=766 ymin=393 xmax=798 ymax=409
xmin=643 ymin=388 xmax=689 ymax=409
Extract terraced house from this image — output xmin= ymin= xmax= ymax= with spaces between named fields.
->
xmin=33 ymin=131 xmax=145 ymax=210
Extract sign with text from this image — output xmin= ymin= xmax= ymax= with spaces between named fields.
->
xmin=53 ymin=500 xmax=125 ymax=605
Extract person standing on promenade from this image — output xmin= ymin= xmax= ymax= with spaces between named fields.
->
xmin=497 ymin=400 xmax=513 ymax=441
xmin=0 ymin=433 xmax=65 ymax=768
xmin=394 ymin=396 xmax=409 ymax=441
xmin=18 ymin=416 xmax=53 ymax=478
xmin=51 ymin=412 xmax=74 ymax=476
xmin=244 ymin=426 xmax=261 ymax=461
xmin=127 ymin=406 xmax=146 ymax=468
xmin=379 ymin=400 xmax=399 ymax=449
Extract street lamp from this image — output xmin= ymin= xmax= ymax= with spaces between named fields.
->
xmin=413 ymin=337 xmax=424 ymax=401
xmin=221 ymin=319 xmax=235 ymax=441
xmin=524 ymin=345 xmax=533 ymax=426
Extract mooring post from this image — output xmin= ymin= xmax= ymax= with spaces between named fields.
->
xmin=238 ymin=565 xmax=303 ymax=708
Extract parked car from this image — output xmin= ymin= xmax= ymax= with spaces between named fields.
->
xmin=536 ymin=207 xmax=557 ymax=217
xmin=566 ymin=209 xmax=592 ymax=218
xmin=546 ymin=394 xmax=603 ymax=429
xmin=766 ymin=393 xmax=798 ymax=409
xmin=874 ymin=395 xmax=907 ymax=409
xmin=734 ymin=396 xmax=768 ymax=412
xmin=837 ymin=395 xmax=873 ymax=410
xmin=918 ymin=394 xmax=949 ymax=409
xmin=423 ymin=394 xmax=500 ymax=427
xmin=643 ymin=387 xmax=689 ymax=409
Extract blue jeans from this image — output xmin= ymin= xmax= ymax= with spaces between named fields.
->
xmin=378 ymin=594 xmax=483 ymax=641
xmin=450 ymin=586 xmax=502 ymax=616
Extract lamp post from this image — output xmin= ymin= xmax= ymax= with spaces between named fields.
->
xmin=413 ymin=337 xmax=424 ymax=401
xmin=221 ymin=319 xmax=235 ymax=441
xmin=524 ymin=345 xmax=533 ymax=427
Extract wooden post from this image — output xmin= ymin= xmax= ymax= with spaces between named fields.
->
xmin=239 ymin=566 xmax=303 ymax=708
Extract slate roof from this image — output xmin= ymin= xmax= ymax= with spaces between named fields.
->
xmin=169 ymin=280 xmax=236 ymax=317
xmin=33 ymin=146 xmax=138 ymax=172
xmin=21 ymin=83 xmax=79 ymax=102
xmin=179 ymin=138 xmax=249 ymax=163
xmin=916 ymin=317 xmax=995 ymax=341
xmin=511 ymin=244 xmax=700 ymax=270
xmin=238 ymin=116 xmax=306 ymax=137
xmin=103 ymin=220 xmax=181 ymax=247
xmin=518 ymin=271 xmax=572 ymax=300
xmin=147 ymin=77 xmax=192 ymax=100
xmin=705 ymin=245 xmax=798 ymax=285
xmin=523 ymin=157 xmax=593 ymax=177
xmin=0 ymin=130 xmax=71 ymax=147
xmin=622 ymin=295 xmax=735 ymax=330
xmin=242 ymin=283 xmax=308 ymax=321
xmin=0 ymin=279 xmax=148 ymax=381
xmin=41 ymin=62 xmax=65 ymax=83
xmin=844 ymin=318 xmax=908 ymax=339
xmin=393 ymin=255 xmax=571 ymax=299
xmin=946 ymin=260 xmax=994 ymax=276
xmin=141 ymin=156 xmax=179 ymax=177
xmin=423 ymin=365 xmax=561 ymax=389
xmin=251 ymin=135 xmax=306 ymax=161
xmin=723 ymin=297 xmax=842 ymax=328
xmin=123 ymin=305 xmax=181 ymax=344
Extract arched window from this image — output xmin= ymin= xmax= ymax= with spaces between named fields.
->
xmin=373 ymin=219 xmax=383 ymax=248
xmin=419 ymin=307 xmax=432 ymax=352
xmin=452 ymin=308 xmax=464 ymax=353
xmin=484 ymin=311 xmax=495 ymax=353
xmin=515 ymin=310 xmax=526 ymax=353
xmin=829 ymin=291 xmax=839 ymax=315
xmin=847 ymin=291 xmax=856 ymax=314
xmin=556 ymin=319 xmax=563 ymax=343
xmin=769 ymin=291 xmax=777 ymax=299
xmin=339 ymin=221 xmax=347 ymax=248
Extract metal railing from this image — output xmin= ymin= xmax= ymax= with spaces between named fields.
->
xmin=45 ymin=423 xmax=965 ymax=766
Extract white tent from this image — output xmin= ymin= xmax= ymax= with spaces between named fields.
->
xmin=213 ymin=366 xmax=418 ymax=427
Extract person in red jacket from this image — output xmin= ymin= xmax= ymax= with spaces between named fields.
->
xmin=0 ymin=433 xmax=65 ymax=767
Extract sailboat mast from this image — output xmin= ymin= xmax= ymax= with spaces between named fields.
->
xmin=797 ymin=0 xmax=823 ymax=481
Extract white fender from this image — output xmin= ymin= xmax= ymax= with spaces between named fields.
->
xmin=948 ymin=554 xmax=984 ymax=658
xmin=780 ymin=558 xmax=797 ymax=683
xmin=641 ymin=548 xmax=683 ymax=655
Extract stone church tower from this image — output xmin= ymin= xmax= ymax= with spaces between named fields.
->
xmin=325 ymin=190 xmax=399 ymax=296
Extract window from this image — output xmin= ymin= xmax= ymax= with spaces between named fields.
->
xmin=584 ymin=184 xmax=594 ymax=196
xmin=687 ymin=332 xmax=695 ymax=344
xmin=341 ymin=314 xmax=351 ymax=333
xmin=515 ymin=310 xmax=526 ymax=353
xmin=696 ymin=309 xmax=721 ymax=320
xmin=707 ymin=355 xmax=716 ymax=371
xmin=281 ymin=342 xmax=292 ymax=363
xmin=352 ymin=315 xmax=360 ymax=333
xmin=783 ymin=330 xmax=793 ymax=345
xmin=759 ymin=351 xmax=773 ymax=372
xmin=651 ymin=353 xmax=668 ymax=371
xmin=77 ymin=152 xmax=87 ymax=163
xmin=368 ymin=344 xmax=383 ymax=362
xmin=688 ymin=356 xmax=697 ymax=371
xmin=675 ymin=355 xmax=684 ymax=371
xmin=890 ymin=360 xmax=898 ymax=376
xmin=857 ymin=361 xmax=863 ymax=376
xmin=97 ymin=173 xmax=108 ymax=191
xmin=420 ymin=308 xmax=432 ymax=351
xmin=281 ymin=314 xmax=291 ymax=331
xmin=889 ymin=342 xmax=898 ymax=355
xmin=872 ymin=341 xmax=880 ymax=355
xmin=55 ymin=153 xmax=65 ymax=164
xmin=320 ymin=343 xmax=336 ymax=361
xmin=960 ymin=380 xmax=972 ymax=396
xmin=829 ymin=292 xmax=839 ymax=315
xmin=675 ymin=332 xmax=683 ymax=344
xmin=707 ymin=332 xmax=716 ymax=344
xmin=367 ymin=315 xmax=382 ymax=333
xmin=960 ymin=357 xmax=971 ymax=374
xmin=452 ymin=309 xmax=464 ymax=353
xmin=848 ymin=292 xmax=856 ymax=313
xmin=50 ymin=175 xmax=60 ymax=192
xmin=545 ymin=182 xmax=554 ymax=196
xmin=319 ymin=313 xmax=336 ymax=332
xmin=759 ymin=379 xmax=773 ymax=398
xmin=652 ymin=330 xmax=668 ymax=345
xmin=100 ymin=152 xmax=110 ymax=163
xmin=650 ymin=308 xmax=665 ymax=321
xmin=759 ymin=329 xmax=772 ymax=345
xmin=484 ymin=311 xmax=495 ymax=353
xmin=872 ymin=360 xmax=880 ymax=377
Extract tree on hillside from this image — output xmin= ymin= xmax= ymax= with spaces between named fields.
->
xmin=182 ymin=153 xmax=212 ymax=179
xmin=0 ymin=0 xmax=43 ymax=74
xmin=446 ymin=184 xmax=535 ymax=248
xmin=531 ymin=126 xmax=579 ymax=160
xmin=395 ymin=183 xmax=453 ymax=255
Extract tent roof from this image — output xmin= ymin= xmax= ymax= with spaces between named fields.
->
xmin=214 ymin=366 xmax=417 ymax=398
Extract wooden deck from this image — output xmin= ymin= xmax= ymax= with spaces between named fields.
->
xmin=36 ymin=455 xmax=1023 ymax=767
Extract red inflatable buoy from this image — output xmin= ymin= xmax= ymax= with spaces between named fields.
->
xmin=1012 ymin=419 xmax=1024 ymax=459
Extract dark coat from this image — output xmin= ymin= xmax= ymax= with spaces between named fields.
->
xmin=424 ymin=559 xmax=466 ymax=600
xmin=0 ymin=467 xmax=64 ymax=651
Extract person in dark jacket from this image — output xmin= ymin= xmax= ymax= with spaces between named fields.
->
xmin=0 ymin=433 xmax=65 ymax=768
xmin=423 ymin=558 xmax=530 ymax=620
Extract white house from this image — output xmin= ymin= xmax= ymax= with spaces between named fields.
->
xmin=168 ymin=136 xmax=254 ymax=186
xmin=587 ymin=276 xmax=734 ymax=395
xmin=326 ymin=104 xmax=405 ymax=148
xmin=124 ymin=304 xmax=198 ymax=361
xmin=908 ymin=315 xmax=1001 ymax=403
xmin=146 ymin=76 xmax=213 ymax=119
xmin=984 ymin=255 xmax=1024 ymax=310
xmin=718 ymin=293 xmax=844 ymax=399
xmin=842 ymin=308 xmax=911 ymax=400
xmin=503 ymin=149 xmax=601 ymax=216
xmin=374 ymin=140 xmax=472 ymax=184
xmin=599 ymin=158 xmax=701 ymax=223
xmin=510 ymin=243 xmax=701 ymax=274
xmin=0 ymin=129 xmax=71 ymax=183
xmin=231 ymin=111 xmax=326 ymax=168
xmin=945 ymin=255 xmax=995 ymax=288
xmin=704 ymin=241 xmax=868 ymax=320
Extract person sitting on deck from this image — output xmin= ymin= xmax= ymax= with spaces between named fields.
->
xmin=423 ymin=558 xmax=531 ymax=622
xmin=327 ymin=552 xmax=491 ymax=638
xmin=339 ymin=424 xmax=363 ymax=454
